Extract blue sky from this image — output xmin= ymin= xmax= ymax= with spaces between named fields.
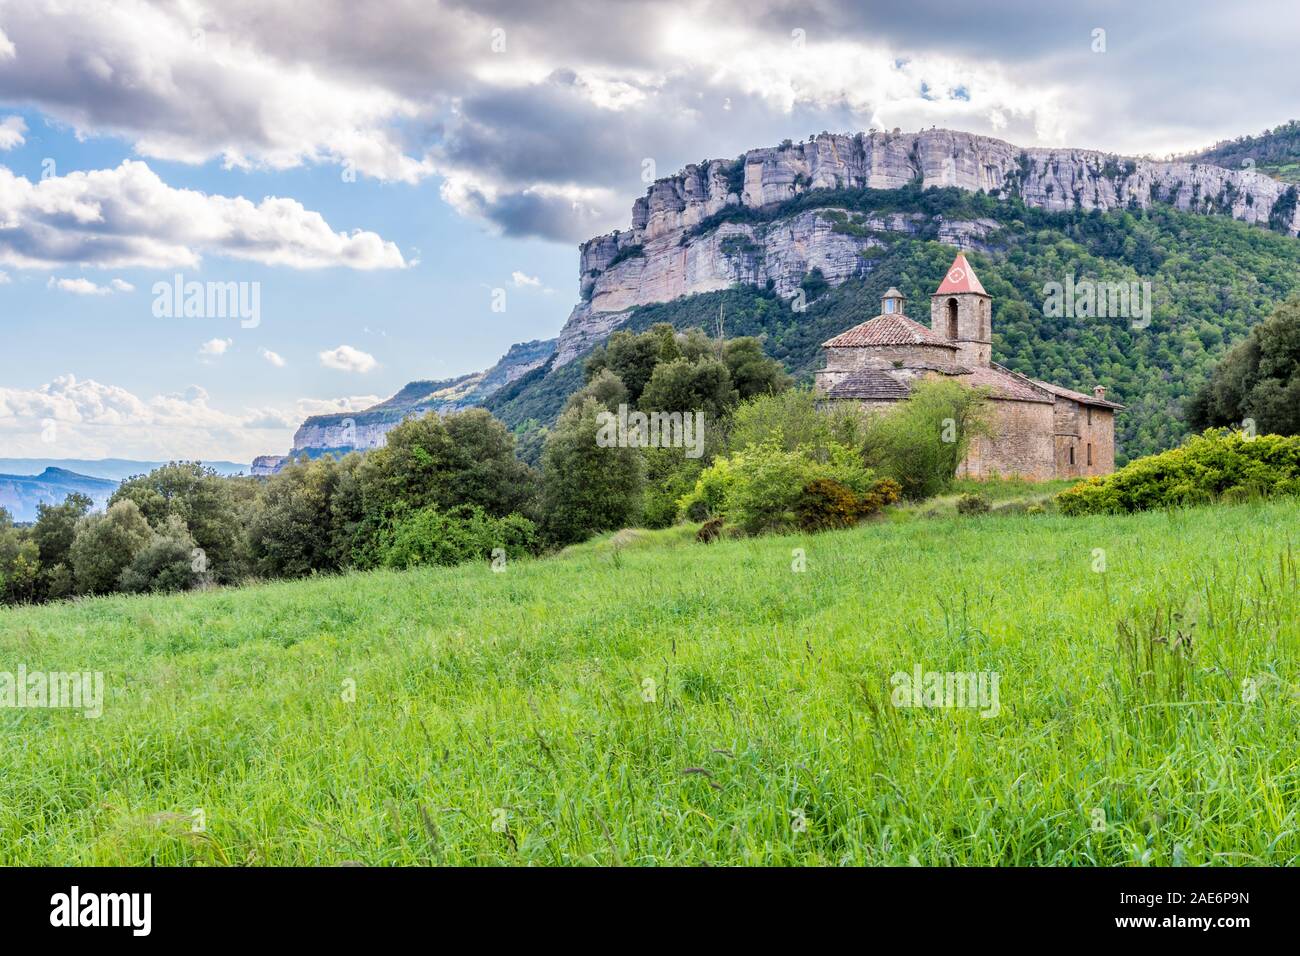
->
xmin=1 ymin=0 xmax=1297 ymax=463
xmin=0 ymin=108 xmax=573 ymax=461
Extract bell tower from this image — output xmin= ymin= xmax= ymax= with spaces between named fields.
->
xmin=930 ymin=252 xmax=992 ymax=367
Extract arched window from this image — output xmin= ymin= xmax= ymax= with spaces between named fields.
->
xmin=946 ymin=298 xmax=958 ymax=339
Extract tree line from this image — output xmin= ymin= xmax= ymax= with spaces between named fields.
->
xmin=0 ymin=323 xmax=988 ymax=605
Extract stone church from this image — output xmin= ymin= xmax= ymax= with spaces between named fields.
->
xmin=814 ymin=253 xmax=1122 ymax=480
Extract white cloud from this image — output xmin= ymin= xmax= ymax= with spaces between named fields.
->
xmin=0 ymin=374 xmax=300 ymax=461
xmin=260 ymin=348 xmax=286 ymax=367
xmin=0 ymin=161 xmax=407 ymax=270
xmin=0 ymin=116 xmax=25 ymax=150
xmin=511 ymin=270 xmax=542 ymax=287
xmin=318 ymin=344 xmax=378 ymax=373
xmin=295 ymin=395 xmax=381 ymax=416
xmin=47 ymin=276 xmax=132 ymax=295
xmin=0 ymin=0 xmax=438 ymax=183
xmin=0 ymin=271 xmax=10 ymax=284
xmin=199 ymin=337 xmax=233 ymax=356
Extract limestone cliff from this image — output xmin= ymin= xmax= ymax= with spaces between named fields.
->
xmin=259 ymin=339 xmax=555 ymax=471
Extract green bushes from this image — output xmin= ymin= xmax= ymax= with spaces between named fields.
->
xmin=956 ymin=493 xmax=992 ymax=515
xmin=1057 ymin=428 xmax=1300 ymax=515
xmin=375 ymin=506 xmax=537 ymax=569
xmin=679 ymin=440 xmax=901 ymax=535
xmin=861 ymin=377 xmax=991 ymax=500
xmin=796 ymin=476 xmax=901 ymax=531
xmin=118 ymin=516 xmax=199 ymax=594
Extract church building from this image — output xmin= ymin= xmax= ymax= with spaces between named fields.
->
xmin=814 ymin=253 xmax=1122 ymax=480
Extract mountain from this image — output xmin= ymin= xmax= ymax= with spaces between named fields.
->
xmin=0 ymin=459 xmax=250 ymax=522
xmin=252 ymin=338 xmax=556 ymax=473
xmin=0 ymin=458 xmax=249 ymax=482
xmin=260 ymin=126 xmax=1300 ymax=467
xmin=0 ymin=468 xmax=120 ymax=523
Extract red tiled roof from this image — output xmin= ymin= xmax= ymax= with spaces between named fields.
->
xmin=1029 ymin=378 xmax=1126 ymax=409
xmin=822 ymin=313 xmax=959 ymax=349
xmin=960 ymin=364 xmax=1055 ymax=404
xmin=934 ymin=252 xmax=988 ymax=296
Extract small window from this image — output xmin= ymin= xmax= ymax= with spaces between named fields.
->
xmin=1086 ymin=406 xmax=1092 ymax=426
xmin=946 ymin=298 xmax=958 ymax=339
xmin=884 ymin=298 xmax=895 ymax=313
xmin=1087 ymin=443 xmax=1093 ymax=467
xmin=1068 ymin=446 xmax=1075 ymax=466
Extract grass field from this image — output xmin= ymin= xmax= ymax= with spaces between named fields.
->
xmin=2 ymin=497 xmax=1298 ymax=865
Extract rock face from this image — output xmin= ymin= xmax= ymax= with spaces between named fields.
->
xmin=250 ymin=455 xmax=287 ymax=477
xmin=257 ymin=339 xmax=556 ymax=471
xmin=558 ymin=128 xmax=1299 ymax=366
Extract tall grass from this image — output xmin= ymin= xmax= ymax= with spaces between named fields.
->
xmin=1 ymin=498 xmax=1297 ymax=865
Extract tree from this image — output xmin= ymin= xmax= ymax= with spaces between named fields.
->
xmin=0 ymin=507 xmax=42 ymax=605
xmin=356 ymin=409 xmax=538 ymax=524
xmin=540 ymin=398 xmax=643 ymax=546
xmin=69 ymin=500 xmax=153 ymax=595
xmin=1187 ymin=297 xmax=1300 ymax=436
xmin=247 ymin=456 xmax=343 ymax=578
xmin=584 ymin=325 xmax=678 ymax=403
xmin=861 ymin=377 xmax=992 ymax=500
xmin=639 ymin=356 xmax=738 ymax=421
xmin=568 ymin=368 xmax=629 ymax=413
xmin=32 ymin=492 xmax=94 ymax=568
xmin=722 ymin=337 xmax=793 ymax=399
xmin=109 ymin=463 xmax=244 ymax=581
xmin=118 ymin=515 xmax=199 ymax=593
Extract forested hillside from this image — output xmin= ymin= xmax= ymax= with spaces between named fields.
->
xmin=487 ymin=189 xmax=1300 ymax=466
xmin=1188 ymin=120 xmax=1300 ymax=183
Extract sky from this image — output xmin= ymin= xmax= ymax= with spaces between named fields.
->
xmin=0 ymin=0 xmax=1297 ymax=463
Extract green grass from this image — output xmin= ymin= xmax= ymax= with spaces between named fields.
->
xmin=2 ymin=498 xmax=1298 ymax=865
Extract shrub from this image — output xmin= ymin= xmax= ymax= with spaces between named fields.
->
xmin=377 ymin=506 xmax=537 ymax=569
xmin=541 ymin=397 xmax=643 ymax=546
xmin=796 ymin=478 xmax=859 ymax=531
xmin=858 ymin=478 xmax=903 ymax=514
xmin=721 ymin=441 xmax=817 ymax=534
xmin=862 ymin=378 xmax=992 ymax=500
xmin=69 ymin=500 xmax=153 ymax=595
xmin=677 ymin=455 xmax=738 ymax=521
xmin=696 ymin=517 xmax=725 ymax=543
xmin=956 ymin=493 xmax=992 ymax=515
xmin=726 ymin=388 xmax=861 ymax=456
xmin=1056 ymin=428 xmax=1300 ymax=516
xmin=118 ymin=515 xmax=199 ymax=594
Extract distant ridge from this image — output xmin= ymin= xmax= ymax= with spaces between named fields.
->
xmin=0 ymin=459 xmax=250 ymax=522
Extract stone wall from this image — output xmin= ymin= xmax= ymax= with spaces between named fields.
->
xmin=960 ymin=399 xmax=1057 ymax=480
xmin=1053 ymin=400 xmax=1116 ymax=477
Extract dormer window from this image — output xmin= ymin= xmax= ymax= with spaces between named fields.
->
xmin=884 ymin=298 xmax=896 ymax=313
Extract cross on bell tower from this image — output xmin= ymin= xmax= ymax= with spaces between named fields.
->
xmin=930 ymin=252 xmax=992 ymax=367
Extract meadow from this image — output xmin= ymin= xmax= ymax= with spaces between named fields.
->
xmin=1 ymin=496 xmax=1297 ymax=865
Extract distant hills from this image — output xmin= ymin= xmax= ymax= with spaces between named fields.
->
xmin=0 ymin=459 xmax=249 ymax=522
